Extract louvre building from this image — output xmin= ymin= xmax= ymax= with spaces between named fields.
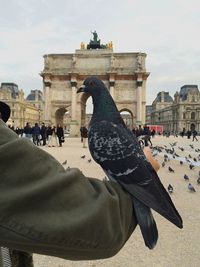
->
xmin=149 ymin=85 xmax=200 ymax=133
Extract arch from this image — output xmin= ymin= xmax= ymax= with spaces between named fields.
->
xmin=119 ymin=108 xmax=134 ymax=129
xmin=55 ymin=107 xmax=68 ymax=127
xmin=78 ymin=92 xmax=92 ymax=127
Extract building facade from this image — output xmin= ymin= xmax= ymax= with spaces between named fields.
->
xmin=40 ymin=36 xmax=150 ymax=136
xmin=148 ymin=85 xmax=200 ymax=132
xmin=0 ymin=83 xmax=44 ymax=128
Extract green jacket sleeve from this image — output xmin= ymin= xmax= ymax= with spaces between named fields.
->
xmin=0 ymin=119 xmax=136 ymax=260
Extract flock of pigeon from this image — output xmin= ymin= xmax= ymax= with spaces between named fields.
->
xmin=152 ymin=141 xmax=200 ymax=194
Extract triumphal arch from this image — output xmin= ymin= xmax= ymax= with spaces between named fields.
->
xmin=40 ymin=33 xmax=150 ymax=136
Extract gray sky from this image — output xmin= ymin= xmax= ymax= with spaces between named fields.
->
xmin=0 ymin=0 xmax=199 ymax=105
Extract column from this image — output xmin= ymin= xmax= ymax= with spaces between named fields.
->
xmin=44 ymin=81 xmax=51 ymax=124
xmin=109 ymin=80 xmax=115 ymax=100
xmin=136 ymin=80 xmax=143 ymax=125
xmin=71 ymin=81 xmax=77 ymax=120
xmin=69 ymin=80 xmax=79 ymax=136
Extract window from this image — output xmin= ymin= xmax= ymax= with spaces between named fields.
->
xmin=191 ymin=112 xmax=195 ymax=120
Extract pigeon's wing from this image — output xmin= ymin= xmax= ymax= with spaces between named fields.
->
xmin=88 ymin=121 xmax=183 ymax=229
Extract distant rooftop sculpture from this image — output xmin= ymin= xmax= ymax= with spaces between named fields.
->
xmin=87 ymin=31 xmax=107 ymax=49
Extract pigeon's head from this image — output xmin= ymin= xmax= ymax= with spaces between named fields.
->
xmin=77 ymin=76 xmax=107 ymax=96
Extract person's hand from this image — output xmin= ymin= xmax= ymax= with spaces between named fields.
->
xmin=143 ymin=146 xmax=160 ymax=172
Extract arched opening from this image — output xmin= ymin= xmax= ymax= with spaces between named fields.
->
xmin=55 ymin=107 xmax=68 ymax=128
xmin=119 ymin=109 xmax=133 ymax=129
xmin=80 ymin=93 xmax=92 ymax=127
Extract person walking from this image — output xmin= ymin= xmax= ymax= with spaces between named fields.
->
xmin=40 ymin=123 xmax=47 ymax=146
xmin=192 ymin=129 xmax=198 ymax=141
xmin=80 ymin=125 xmax=88 ymax=148
xmin=56 ymin=124 xmax=64 ymax=147
xmin=32 ymin=123 xmax=41 ymax=146
xmin=24 ymin=122 xmax=32 ymax=140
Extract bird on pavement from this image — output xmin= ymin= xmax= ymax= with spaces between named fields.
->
xmin=62 ymin=160 xmax=67 ymax=165
xmin=81 ymin=155 xmax=86 ymax=159
xmin=162 ymin=162 xmax=165 ymax=167
xmin=189 ymin=164 xmax=195 ymax=170
xmin=184 ymin=174 xmax=189 ymax=181
xmin=180 ymin=161 xmax=183 ymax=165
xmin=168 ymin=184 xmax=173 ymax=194
xmin=77 ymin=76 xmax=183 ymax=249
xmin=188 ymin=183 xmax=196 ymax=192
xmin=168 ymin=166 xmax=175 ymax=173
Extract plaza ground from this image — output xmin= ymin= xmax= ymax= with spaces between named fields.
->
xmin=33 ymin=135 xmax=200 ymax=267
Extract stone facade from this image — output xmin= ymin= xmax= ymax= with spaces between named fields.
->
xmin=40 ymin=48 xmax=149 ymax=136
xmin=0 ymin=83 xmax=44 ymax=128
xmin=148 ymin=85 xmax=200 ymax=132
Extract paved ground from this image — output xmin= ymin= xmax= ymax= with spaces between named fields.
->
xmin=33 ymin=135 xmax=200 ymax=267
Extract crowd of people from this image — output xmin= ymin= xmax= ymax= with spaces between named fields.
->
xmin=8 ymin=122 xmax=65 ymax=147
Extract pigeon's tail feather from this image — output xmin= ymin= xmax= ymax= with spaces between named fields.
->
xmin=132 ymin=196 xmax=158 ymax=249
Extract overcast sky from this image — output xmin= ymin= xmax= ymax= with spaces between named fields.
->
xmin=0 ymin=0 xmax=199 ymax=105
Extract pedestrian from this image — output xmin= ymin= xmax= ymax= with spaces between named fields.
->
xmin=32 ymin=123 xmax=41 ymax=145
xmin=80 ymin=125 xmax=88 ymax=148
xmin=40 ymin=122 xmax=47 ymax=146
xmin=56 ymin=124 xmax=64 ymax=147
xmin=192 ymin=130 xmax=198 ymax=141
xmin=47 ymin=126 xmax=58 ymax=147
xmin=24 ymin=122 xmax=32 ymax=140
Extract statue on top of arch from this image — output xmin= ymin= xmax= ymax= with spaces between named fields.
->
xmin=87 ymin=31 xmax=107 ymax=49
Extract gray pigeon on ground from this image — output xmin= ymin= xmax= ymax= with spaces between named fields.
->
xmin=188 ymin=183 xmax=196 ymax=192
xmin=77 ymin=76 xmax=183 ymax=249
xmin=184 ymin=174 xmax=189 ymax=181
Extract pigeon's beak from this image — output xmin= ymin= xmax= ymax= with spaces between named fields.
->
xmin=77 ymin=85 xmax=86 ymax=94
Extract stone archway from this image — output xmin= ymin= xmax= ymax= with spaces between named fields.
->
xmin=77 ymin=92 xmax=92 ymax=128
xmin=55 ymin=107 xmax=68 ymax=127
xmin=41 ymin=48 xmax=149 ymax=136
xmin=119 ymin=109 xmax=134 ymax=129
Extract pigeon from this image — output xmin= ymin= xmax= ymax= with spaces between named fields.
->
xmin=168 ymin=166 xmax=175 ymax=173
xmin=193 ymin=158 xmax=197 ymax=162
xmin=168 ymin=184 xmax=173 ymax=194
xmin=161 ymin=162 xmax=165 ymax=167
xmin=197 ymin=177 xmax=200 ymax=185
xmin=88 ymin=159 xmax=92 ymax=163
xmin=62 ymin=160 xmax=67 ymax=165
xmin=189 ymin=144 xmax=194 ymax=149
xmin=189 ymin=164 xmax=195 ymax=170
xmin=188 ymin=183 xmax=196 ymax=192
xmin=184 ymin=174 xmax=189 ymax=181
xmin=178 ymin=147 xmax=184 ymax=151
xmin=188 ymin=154 xmax=192 ymax=159
xmin=77 ymin=76 xmax=183 ymax=249
xmin=81 ymin=155 xmax=86 ymax=159
xmin=180 ymin=161 xmax=183 ymax=165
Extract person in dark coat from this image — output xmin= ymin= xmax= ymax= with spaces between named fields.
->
xmin=40 ymin=123 xmax=47 ymax=146
xmin=56 ymin=124 xmax=64 ymax=147
xmin=32 ymin=123 xmax=41 ymax=146
xmin=80 ymin=125 xmax=88 ymax=148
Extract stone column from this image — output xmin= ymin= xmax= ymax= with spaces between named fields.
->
xmin=136 ymin=79 xmax=143 ymax=125
xmin=109 ymin=80 xmax=115 ymax=99
xmin=44 ymin=81 xmax=51 ymax=124
xmin=70 ymin=80 xmax=79 ymax=136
